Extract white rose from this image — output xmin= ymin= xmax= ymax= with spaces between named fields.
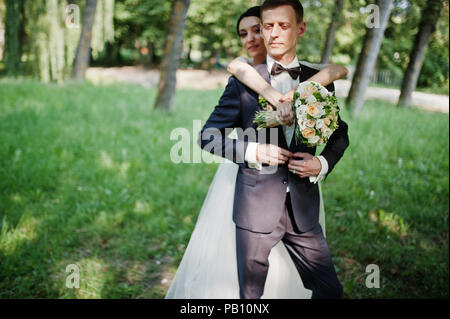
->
xmin=296 ymin=107 xmax=305 ymax=119
xmin=322 ymin=127 xmax=333 ymax=138
xmin=315 ymin=119 xmax=324 ymax=129
xmin=298 ymin=120 xmax=307 ymax=130
xmin=308 ymin=136 xmax=320 ymax=144
xmin=306 ymin=94 xmax=317 ymax=103
xmin=297 ymin=82 xmax=308 ymax=96
xmin=320 ymin=87 xmax=328 ymax=98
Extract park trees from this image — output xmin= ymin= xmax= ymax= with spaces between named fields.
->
xmin=72 ymin=0 xmax=98 ymax=80
xmin=320 ymin=0 xmax=344 ymax=64
xmin=346 ymin=0 xmax=395 ymax=117
xmin=4 ymin=0 xmax=22 ymax=76
xmin=398 ymin=0 xmax=446 ymax=106
xmin=154 ymin=0 xmax=191 ymax=111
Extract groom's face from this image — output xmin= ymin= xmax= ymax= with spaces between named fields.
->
xmin=261 ymin=5 xmax=306 ymax=60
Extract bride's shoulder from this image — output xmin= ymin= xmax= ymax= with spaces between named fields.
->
xmin=235 ymin=56 xmax=253 ymax=65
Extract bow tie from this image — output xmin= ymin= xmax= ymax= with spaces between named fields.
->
xmin=270 ymin=62 xmax=301 ymax=80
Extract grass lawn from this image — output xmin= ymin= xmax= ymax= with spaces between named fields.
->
xmin=0 ymin=79 xmax=448 ymax=298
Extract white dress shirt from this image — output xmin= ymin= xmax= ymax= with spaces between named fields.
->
xmin=244 ymin=55 xmax=329 ymax=185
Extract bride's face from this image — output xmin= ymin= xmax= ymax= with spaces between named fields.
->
xmin=238 ymin=16 xmax=266 ymax=59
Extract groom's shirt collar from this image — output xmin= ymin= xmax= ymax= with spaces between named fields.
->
xmin=266 ymin=55 xmax=300 ymax=75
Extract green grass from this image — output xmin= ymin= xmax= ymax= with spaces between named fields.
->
xmin=0 ymin=78 xmax=448 ymax=298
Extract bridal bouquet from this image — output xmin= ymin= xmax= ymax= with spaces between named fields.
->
xmin=253 ymin=81 xmax=340 ymax=147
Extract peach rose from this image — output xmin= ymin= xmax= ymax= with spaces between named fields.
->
xmin=306 ymin=103 xmax=321 ymax=118
xmin=301 ymin=127 xmax=316 ymax=139
xmin=306 ymin=119 xmax=315 ymax=127
xmin=300 ymin=91 xmax=309 ymax=99
xmin=305 ymin=84 xmax=318 ymax=95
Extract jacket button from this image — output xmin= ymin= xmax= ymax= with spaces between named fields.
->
xmin=282 ymin=179 xmax=288 ymax=184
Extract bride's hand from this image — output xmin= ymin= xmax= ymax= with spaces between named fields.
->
xmin=275 ymin=98 xmax=294 ymax=126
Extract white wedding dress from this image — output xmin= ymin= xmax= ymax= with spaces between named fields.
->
xmin=165 ymin=158 xmax=326 ymax=299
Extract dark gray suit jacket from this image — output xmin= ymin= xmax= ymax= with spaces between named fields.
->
xmin=198 ymin=62 xmax=349 ymax=233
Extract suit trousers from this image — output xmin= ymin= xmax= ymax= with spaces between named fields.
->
xmin=235 ymin=192 xmax=343 ymax=299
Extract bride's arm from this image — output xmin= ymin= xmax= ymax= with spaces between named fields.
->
xmin=228 ymin=59 xmax=348 ymax=105
xmin=309 ymin=63 xmax=348 ymax=85
xmin=282 ymin=63 xmax=349 ymax=100
xmin=227 ymin=59 xmax=284 ymax=108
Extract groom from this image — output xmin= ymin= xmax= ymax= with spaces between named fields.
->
xmin=198 ymin=0 xmax=349 ymax=299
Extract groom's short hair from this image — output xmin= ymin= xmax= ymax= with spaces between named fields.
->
xmin=261 ymin=0 xmax=304 ymax=23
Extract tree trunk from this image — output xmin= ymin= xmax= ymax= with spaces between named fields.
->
xmin=398 ymin=0 xmax=443 ymax=107
xmin=346 ymin=0 xmax=394 ymax=117
xmin=154 ymin=0 xmax=191 ymax=111
xmin=72 ymin=0 xmax=98 ymax=80
xmin=4 ymin=0 xmax=22 ymax=76
xmin=320 ymin=0 xmax=344 ymax=64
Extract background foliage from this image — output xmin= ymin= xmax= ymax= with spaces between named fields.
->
xmin=0 ymin=0 xmax=448 ymax=91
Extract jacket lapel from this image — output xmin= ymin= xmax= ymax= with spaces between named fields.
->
xmin=256 ymin=61 xmax=271 ymax=83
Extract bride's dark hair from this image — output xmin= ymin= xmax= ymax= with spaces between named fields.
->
xmin=236 ymin=6 xmax=261 ymax=36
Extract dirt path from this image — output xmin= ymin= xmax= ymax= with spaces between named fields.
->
xmin=86 ymin=66 xmax=449 ymax=114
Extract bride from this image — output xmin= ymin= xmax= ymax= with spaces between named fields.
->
xmin=166 ymin=6 xmax=348 ymax=299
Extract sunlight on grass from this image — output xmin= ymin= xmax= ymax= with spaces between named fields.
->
xmin=133 ymin=200 xmax=153 ymax=216
xmin=73 ymin=258 xmax=109 ymax=299
xmin=11 ymin=193 xmax=22 ymax=203
xmin=100 ymin=150 xmax=115 ymax=169
xmin=369 ymin=210 xmax=410 ymax=238
xmin=99 ymin=150 xmax=130 ymax=176
xmin=94 ymin=210 xmax=127 ymax=230
xmin=0 ymin=216 xmax=38 ymax=255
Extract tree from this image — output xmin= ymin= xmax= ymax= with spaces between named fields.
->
xmin=398 ymin=0 xmax=445 ymax=107
xmin=91 ymin=0 xmax=115 ymax=59
xmin=4 ymin=0 xmax=22 ymax=76
xmin=346 ymin=0 xmax=394 ymax=117
xmin=320 ymin=0 xmax=344 ymax=64
xmin=72 ymin=0 xmax=98 ymax=80
xmin=154 ymin=0 xmax=190 ymax=111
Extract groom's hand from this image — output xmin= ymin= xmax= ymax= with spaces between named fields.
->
xmin=288 ymin=152 xmax=322 ymax=178
xmin=276 ymin=98 xmax=294 ymax=126
xmin=256 ymin=144 xmax=292 ymax=166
